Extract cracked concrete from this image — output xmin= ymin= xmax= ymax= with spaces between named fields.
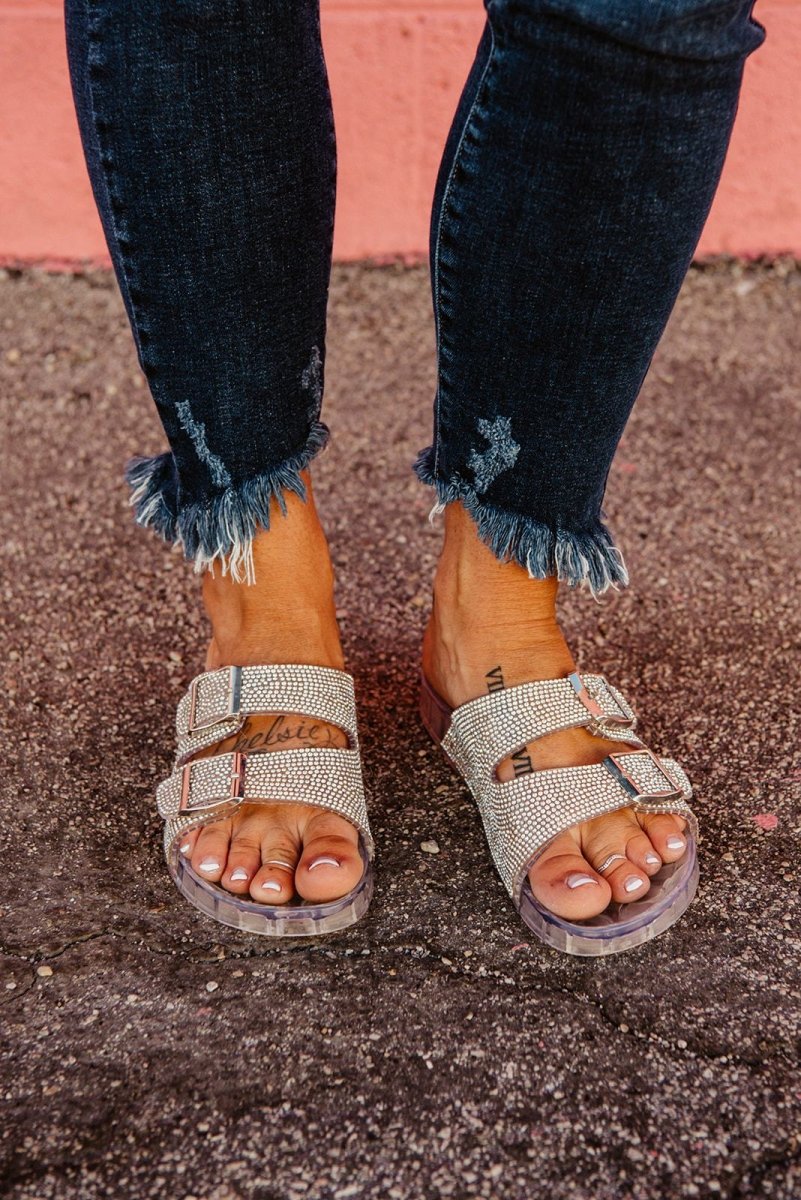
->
xmin=1 ymin=260 xmax=800 ymax=1200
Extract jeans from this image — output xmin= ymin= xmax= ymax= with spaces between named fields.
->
xmin=64 ymin=0 xmax=764 ymax=592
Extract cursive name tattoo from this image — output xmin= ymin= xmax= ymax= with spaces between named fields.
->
xmin=209 ymin=715 xmax=348 ymax=756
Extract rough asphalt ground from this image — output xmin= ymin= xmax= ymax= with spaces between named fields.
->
xmin=0 ymin=261 xmax=799 ymax=1200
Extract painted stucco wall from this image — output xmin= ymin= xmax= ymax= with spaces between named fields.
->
xmin=1 ymin=0 xmax=799 ymax=267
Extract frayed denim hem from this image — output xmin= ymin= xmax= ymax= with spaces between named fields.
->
xmin=413 ymin=446 xmax=629 ymax=597
xmin=125 ymin=420 xmax=330 ymax=585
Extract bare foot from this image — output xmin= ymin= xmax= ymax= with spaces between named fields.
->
xmin=422 ymin=503 xmax=688 ymax=921
xmin=178 ymin=473 xmax=363 ymax=905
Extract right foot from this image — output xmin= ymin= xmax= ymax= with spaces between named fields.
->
xmin=178 ymin=474 xmax=364 ymax=905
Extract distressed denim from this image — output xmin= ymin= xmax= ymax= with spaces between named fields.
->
xmin=65 ymin=0 xmax=763 ymax=590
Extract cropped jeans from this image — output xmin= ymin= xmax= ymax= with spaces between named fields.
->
xmin=64 ymin=0 xmax=764 ymax=592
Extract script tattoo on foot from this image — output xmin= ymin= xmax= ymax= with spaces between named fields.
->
xmin=210 ymin=715 xmax=348 ymax=756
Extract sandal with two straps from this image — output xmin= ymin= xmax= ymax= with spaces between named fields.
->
xmin=156 ymin=663 xmax=374 ymax=936
xmin=420 ymin=669 xmax=698 ymax=956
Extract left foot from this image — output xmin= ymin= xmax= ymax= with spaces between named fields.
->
xmin=422 ymin=503 xmax=688 ymax=922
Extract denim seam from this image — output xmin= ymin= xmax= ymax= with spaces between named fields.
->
xmin=316 ymin=0 xmax=337 ymax=400
xmin=84 ymin=6 xmax=151 ymax=374
xmin=431 ymin=17 xmax=497 ymax=479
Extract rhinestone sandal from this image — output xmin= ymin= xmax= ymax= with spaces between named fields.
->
xmin=420 ymin=670 xmax=698 ymax=956
xmin=156 ymin=664 xmax=374 ymax=936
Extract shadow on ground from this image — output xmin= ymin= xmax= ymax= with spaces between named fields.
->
xmin=0 ymin=262 xmax=799 ymax=1199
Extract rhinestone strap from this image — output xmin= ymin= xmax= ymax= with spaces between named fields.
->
xmin=159 ymin=664 xmax=372 ymax=861
xmin=440 ymin=675 xmax=695 ymax=904
xmin=157 ymin=746 xmax=371 ymax=846
xmin=485 ymin=752 xmax=695 ymax=903
xmin=175 ymin=664 xmax=359 ymax=764
xmin=442 ymin=672 xmax=638 ymax=782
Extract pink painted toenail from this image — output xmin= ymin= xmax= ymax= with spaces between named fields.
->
xmin=261 ymin=880 xmax=282 ymax=892
xmin=624 ymin=876 xmax=644 ymax=893
xmin=307 ymin=856 xmax=341 ymax=871
xmin=199 ymin=859 xmax=220 ymax=873
xmin=180 ymin=843 xmax=192 ymax=856
xmin=666 ymin=835 xmax=685 ymax=852
xmin=230 ymin=868 xmax=249 ymax=882
xmin=645 ymin=853 xmax=661 ymax=867
xmin=566 ymin=873 xmax=599 ymax=889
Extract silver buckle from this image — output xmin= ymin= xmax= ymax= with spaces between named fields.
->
xmin=179 ymin=751 xmax=247 ymax=813
xmin=605 ymin=749 xmax=679 ymax=800
xmin=569 ymin=672 xmax=633 ymax=726
xmin=186 ymin=665 xmax=242 ymax=734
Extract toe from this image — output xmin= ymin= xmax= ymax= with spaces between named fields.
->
xmin=638 ymin=812 xmax=689 ymax=863
xmin=221 ymin=829 xmax=262 ymax=895
xmin=527 ymin=831 xmax=612 ymax=920
xmin=177 ymin=829 xmax=199 ymax=860
xmin=296 ymin=812 xmax=362 ymax=904
xmin=625 ymin=830 xmax=664 ymax=877
xmin=250 ymin=840 xmax=299 ymax=904
xmin=589 ymin=841 xmax=651 ymax=904
xmin=191 ymin=820 xmax=231 ymax=883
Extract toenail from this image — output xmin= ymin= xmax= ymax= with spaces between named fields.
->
xmin=307 ymin=856 xmax=341 ymax=871
xmin=180 ymin=843 xmax=192 ymax=856
xmin=624 ymin=876 xmax=644 ymax=893
xmin=645 ymin=853 xmax=661 ymax=867
xmin=566 ymin=873 xmax=599 ymax=889
xmin=261 ymin=879 xmax=282 ymax=892
xmin=666 ymin=835 xmax=685 ymax=851
xmin=230 ymin=867 xmax=249 ymax=882
xmin=199 ymin=859 xmax=220 ymax=873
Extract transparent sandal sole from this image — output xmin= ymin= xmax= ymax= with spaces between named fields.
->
xmin=419 ymin=672 xmax=698 ymax=957
xmin=167 ymin=837 xmax=374 ymax=937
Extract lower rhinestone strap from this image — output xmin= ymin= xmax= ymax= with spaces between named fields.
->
xmin=157 ymin=746 xmax=372 ymax=851
xmin=478 ymin=752 xmax=694 ymax=903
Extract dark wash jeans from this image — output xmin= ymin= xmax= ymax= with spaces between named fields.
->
xmin=64 ymin=0 xmax=763 ymax=592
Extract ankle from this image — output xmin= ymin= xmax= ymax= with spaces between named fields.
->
xmin=432 ymin=502 xmax=561 ymax=628
xmin=423 ymin=503 xmax=577 ymax=696
xmin=200 ymin=477 xmax=345 ymax=671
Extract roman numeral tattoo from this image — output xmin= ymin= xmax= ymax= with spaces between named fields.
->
xmin=485 ymin=665 xmax=505 ymax=694
xmin=510 ymin=747 xmax=534 ymax=777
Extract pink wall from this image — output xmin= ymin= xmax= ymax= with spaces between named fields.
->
xmin=1 ymin=0 xmax=800 ymax=268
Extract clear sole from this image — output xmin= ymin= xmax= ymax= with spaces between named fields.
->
xmin=167 ymin=837 xmax=374 ymax=938
xmin=419 ymin=672 xmax=699 ymax=957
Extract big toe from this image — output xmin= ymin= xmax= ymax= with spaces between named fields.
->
xmin=527 ymin=831 xmax=612 ymax=920
xmin=296 ymin=813 xmax=363 ymax=904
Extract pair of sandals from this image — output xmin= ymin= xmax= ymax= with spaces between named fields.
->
xmin=156 ymin=661 xmax=698 ymax=956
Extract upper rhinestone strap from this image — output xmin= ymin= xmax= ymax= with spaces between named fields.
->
xmin=442 ymin=672 xmax=638 ymax=782
xmin=157 ymin=746 xmax=372 ymax=851
xmin=175 ymin=664 xmax=359 ymax=762
xmin=485 ymin=750 xmax=694 ymax=902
